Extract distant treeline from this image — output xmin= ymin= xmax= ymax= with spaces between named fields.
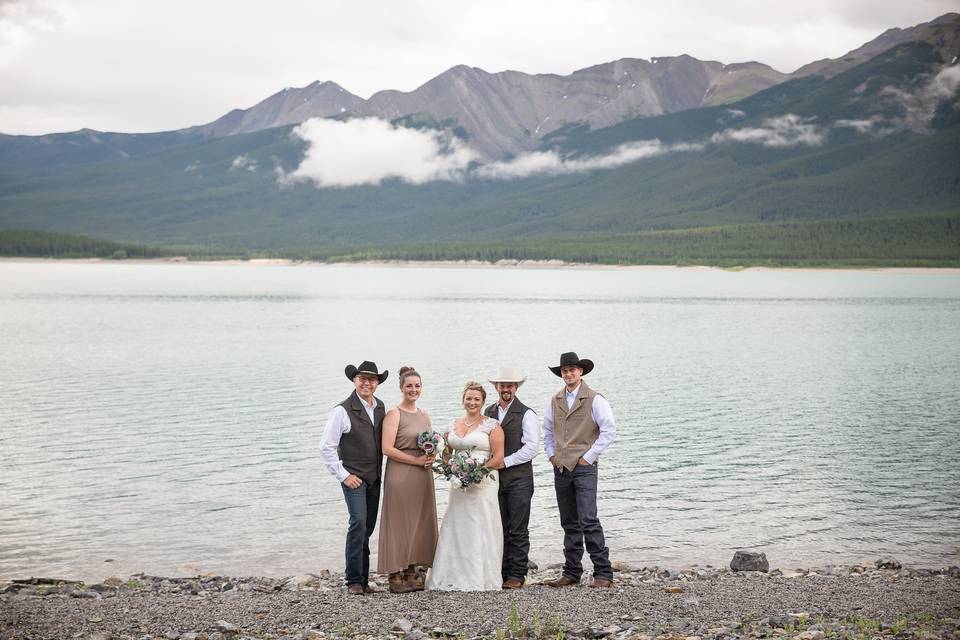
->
xmin=3 ymin=212 xmax=959 ymax=267
xmin=0 ymin=229 xmax=173 ymax=259
xmin=294 ymin=212 xmax=960 ymax=268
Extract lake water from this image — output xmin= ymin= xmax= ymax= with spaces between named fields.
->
xmin=1 ymin=261 xmax=959 ymax=581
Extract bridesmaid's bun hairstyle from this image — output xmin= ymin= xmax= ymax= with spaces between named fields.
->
xmin=398 ymin=366 xmax=420 ymax=387
xmin=461 ymin=380 xmax=487 ymax=402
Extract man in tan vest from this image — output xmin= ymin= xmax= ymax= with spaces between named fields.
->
xmin=543 ymin=352 xmax=615 ymax=588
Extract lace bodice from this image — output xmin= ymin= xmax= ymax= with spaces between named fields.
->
xmin=446 ymin=417 xmax=497 ymax=454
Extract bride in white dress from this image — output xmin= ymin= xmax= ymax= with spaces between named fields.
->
xmin=426 ymin=381 xmax=505 ymax=591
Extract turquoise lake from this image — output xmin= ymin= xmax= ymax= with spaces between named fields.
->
xmin=1 ymin=261 xmax=958 ymax=581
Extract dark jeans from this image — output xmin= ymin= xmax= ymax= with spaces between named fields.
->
xmin=499 ymin=474 xmax=534 ymax=582
xmin=341 ymin=478 xmax=381 ymax=587
xmin=553 ymin=462 xmax=612 ymax=581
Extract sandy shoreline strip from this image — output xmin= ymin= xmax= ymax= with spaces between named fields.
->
xmin=2 ymin=256 xmax=959 ymax=274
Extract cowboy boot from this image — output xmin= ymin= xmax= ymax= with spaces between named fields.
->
xmin=403 ymin=566 xmax=424 ymax=591
xmin=388 ymin=571 xmax=416 ymax=594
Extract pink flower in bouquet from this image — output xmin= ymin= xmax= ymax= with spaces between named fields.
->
xmin=417 ymin=430 xmax=442 ymax=456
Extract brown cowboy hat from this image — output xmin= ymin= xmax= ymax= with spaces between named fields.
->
xmin=548 ymin=352 xmax=594 ymax=377
xmin=344 ymin=360 xmax=389 ymax=384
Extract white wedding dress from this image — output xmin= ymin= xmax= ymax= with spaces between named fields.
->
xmin=425 ymin=417 xmax=503 ymax=591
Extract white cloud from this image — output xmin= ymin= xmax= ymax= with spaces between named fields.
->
xmin=710 ymin=114 xmax=827 ymax=147
xmin=277 ymin=117 xmax=477 ymax=188
xmin=882 ymin=64 xmax=960 ymax=131
xmin=231 ymin=154 xmax=257 ymax=172
xmin=834 ymin=116 xmax=884 ymax=133
xmin=475 ymin=140 xmax=704 ymax=180
xmin=477 ymin=113 xmax=833 ymax=182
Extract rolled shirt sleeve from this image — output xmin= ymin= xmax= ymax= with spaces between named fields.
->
xmin=581 ymin=394 xmax=615 ymax=465
xmin=503 ymin=408 xmax=541 ymax=468
xmin=319 ymin=405 xmax=351 ymax=482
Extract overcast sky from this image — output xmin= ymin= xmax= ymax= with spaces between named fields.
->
xmin=1 ymin=0 xmax=956 ymax=136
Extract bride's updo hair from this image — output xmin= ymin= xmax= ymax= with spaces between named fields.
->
xmin=461 ymin=380 xmax=487 ymax=402
xmin=398 ymin=366 xmax=421 ymax=387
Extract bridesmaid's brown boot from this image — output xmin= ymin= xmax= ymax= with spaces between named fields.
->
xmin=389 ymin=572 xmax=416 ymax=594
xmin=404 ymin=566 xmax=424 ymax=592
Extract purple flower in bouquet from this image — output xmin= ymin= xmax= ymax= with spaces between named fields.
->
xmin=417 ymin=430 xmax=443 ymax=455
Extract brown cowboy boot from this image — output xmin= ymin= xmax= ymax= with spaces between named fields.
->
xmin=403 ymin=566 xmax=424 ymax=591
xmin=388 ymin=571 xmax=417 ymax=594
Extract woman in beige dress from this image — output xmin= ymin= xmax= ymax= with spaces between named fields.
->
xmin=378 ymin=366 xmax=439 ymax=593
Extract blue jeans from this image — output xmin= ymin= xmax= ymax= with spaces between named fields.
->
xmin=341 ymin=478 xmax=381 ymax=587
xmin=553 ymin=462 xmax=612 ymax=581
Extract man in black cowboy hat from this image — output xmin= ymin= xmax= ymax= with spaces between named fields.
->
xmin=542 ymin=352 xmax=616 ymax=588
xmin=485 ymin=367 xmax=541 ymax=590
xmin=319 ymin=360 xmax=388 ymax=596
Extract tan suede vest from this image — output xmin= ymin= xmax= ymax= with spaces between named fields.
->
xmin=551 ymin=381 xmax=599 ymax=471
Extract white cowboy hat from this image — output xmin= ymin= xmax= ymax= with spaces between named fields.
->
xmin=488 ymin=366 xmax=526 ymax=386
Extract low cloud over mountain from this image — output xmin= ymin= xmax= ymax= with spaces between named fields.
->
xmin=277 ymin=117 xmax=476 ymax=188
xmin=276 ymin=113 xmax=857 ymax=186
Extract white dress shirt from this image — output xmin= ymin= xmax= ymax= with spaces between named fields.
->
xmin=319 ymin=395 xmax=376 ymax=482
xmin=497 ymin=399 xmax=541 ymax=468
xmin=542 ymin=384 xmax=615 ymax=465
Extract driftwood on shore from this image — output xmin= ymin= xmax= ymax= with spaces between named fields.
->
xmin=2 ymin=563 xmax=959 ymax=640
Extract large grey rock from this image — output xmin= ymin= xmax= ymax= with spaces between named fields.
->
xmin=393 ymin=618 xmax=414 ymax=633
xmin=283 ymin=575 xmax=321 ymax=590
xmin=768 ymin=615 xmax=793 ymax=629
xmin=730 ymin=551 xmax=769 ymax=572
xmin=875 ymin=557 xmax=902 ymax=570
xmin=214 ymin=621 xmax=238 ymax=640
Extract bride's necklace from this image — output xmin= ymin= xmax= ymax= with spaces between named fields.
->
xmin=462 ymin=416 xmax=482 ymax=430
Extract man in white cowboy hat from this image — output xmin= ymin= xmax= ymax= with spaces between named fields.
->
xmin=484 ymin=366 xmax=540 ymax=590
xmin=319 ymin=360 xmax=389 ymax=596
xmin=543 ymin=352 xmax=615 ymax=588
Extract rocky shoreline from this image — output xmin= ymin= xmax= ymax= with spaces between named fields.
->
xmin=2 ymin=561 xmax=959 ymax=640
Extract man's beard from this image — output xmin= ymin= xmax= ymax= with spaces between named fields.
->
xmin=499 ymin=391 xmax=513 ymax=403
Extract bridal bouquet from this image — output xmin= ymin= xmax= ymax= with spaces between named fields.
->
xmin=433 ymin=448 xmax=492 ymax=489
xmin=417 ymin=430 xmax=443 ymax=455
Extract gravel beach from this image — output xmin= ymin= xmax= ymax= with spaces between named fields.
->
xmin=3 ymin=563 xmax=959 ymax=640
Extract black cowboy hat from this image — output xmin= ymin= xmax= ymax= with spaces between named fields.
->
xmin=548 ymin=352 xmax=594 ymax=377
xmin=344 ymin=360 xmax=389 ymax=384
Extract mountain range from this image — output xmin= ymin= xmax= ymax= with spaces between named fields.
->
xmin=0 ymin=13 xmax=958 ymax=261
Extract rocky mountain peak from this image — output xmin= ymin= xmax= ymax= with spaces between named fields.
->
xmin=792 ymin=12 xmax=960 ymax=77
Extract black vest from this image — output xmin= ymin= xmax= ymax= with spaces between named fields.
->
xmin=337 ymin=391 xmax=385 ymax=484
xmin=485 ymin=398 xmax=534 ymax=485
